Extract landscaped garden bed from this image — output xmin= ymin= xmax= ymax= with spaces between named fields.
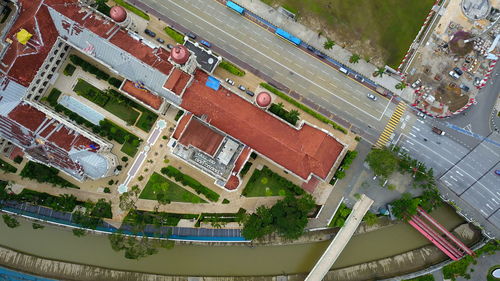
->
xmin=140 ymin=172 xmax=206 ymax=203
xmin=20 ymin=161 xmax=78 ymax=188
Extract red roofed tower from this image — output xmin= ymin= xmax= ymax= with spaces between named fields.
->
xmin=109 ymin=6 xmax=132 ymax=28
xmin=169 ymin=44 xmax=197 ymax=74
xmin=255 ymin=92 xmax=272 ymax=108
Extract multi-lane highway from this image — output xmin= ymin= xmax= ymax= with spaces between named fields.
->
xmin=397 ymin=113 xmax=500 ymax=238
xmin=134 ymin=0 xmax=397 ymax=142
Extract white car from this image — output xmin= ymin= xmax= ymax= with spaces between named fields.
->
xmin=225 ymin=78 xmax=235 ymax=86
xmin=367 ymin=93 xmax=377 ymax=101
xmin=449 ymin=71 xmax=460 ymax=79
xmin=416 ymin=111 xmax=426 ymax=119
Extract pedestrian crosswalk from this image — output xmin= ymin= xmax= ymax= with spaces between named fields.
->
xmin=374 ymin=101 xmax=407 ymax=148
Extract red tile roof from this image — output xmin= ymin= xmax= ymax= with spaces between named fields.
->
xmin=178 ymin=118 xmax=224 ymax=156
xmin=7 ymin=103 xmax=47 ymax=131
xmin=164 ymin=68 xmax=191 ymax=95
xmin=173 ymin=112 xmax=192 ymax=140
xmin=181 ymin=70 xmax=344 ymax=180
xmin=301 ymin=176 xmax=320 ymax=193
xmin=233 ymin=147 xmax=251 ymax=174
xmin=109 ymin=30 xmax=173 ymax=75
xmin=0 ymin=2 xmax=60 ymax=86
xmin=122 ymin=80 xmax=163 ymax=110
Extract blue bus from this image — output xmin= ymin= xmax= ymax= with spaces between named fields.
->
xmin=275 ymin=28 xmax=301 ymax=45
xmin=226 ymin=1 xmax=245 ymax=14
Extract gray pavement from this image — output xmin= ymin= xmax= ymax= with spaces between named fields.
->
xmin=395 ymin=113 xmax=500 ymax=238
xmin=135 ymin=0 xmax=399 ymax=143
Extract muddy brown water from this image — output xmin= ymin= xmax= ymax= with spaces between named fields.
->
xmin=0 ymin=205 xmax=464 ymax=276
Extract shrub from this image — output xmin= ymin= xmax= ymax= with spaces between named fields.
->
xmin=174 ymin=110 xmax=184 ymax=121
xmin=260 ymin=83 xmax=347 ymax=134
xmin=222 ymin=199 xmax=230 ymax=204
xmin=269 ymin=103 xmax=300 ymax=125
xmin=103 ymin=187 xmax=111 ymax=194
xmin=69 ymin=55 xmax=110 ymax=80
xmin=219 ymin=60 xmax=245 ymax=76
xmin=108 ymin=77 xmax=123 ymax=88
xmin=164 ymin=27 xmax=185 ymax=44
xmin=20 ymin=161 xmax=77 ymax=188
xmin=108 ymin=180 xmax=114 ymax=185
xmin=63 ymin=64 xmax=76 ymax=76
xmin=2 ymin=214 xmax=20 ymax=228
xmin=239 ymin=162 xmax=252 ymax=177
xmin=32 ymin=223 xmax=45 ymax=230
xmin=121 ymin=156 xmax=129 ymax=162
xmin=13 ymin=156 xmax=23 ymax=164
xmin=0 ymin=158 xmax=17 ymax=173
xmin=72 ymin=228 xmax=86 ymax=237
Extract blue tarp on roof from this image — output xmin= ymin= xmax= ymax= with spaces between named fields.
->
xmin=206 ymin=76 xmax=220 ymax=91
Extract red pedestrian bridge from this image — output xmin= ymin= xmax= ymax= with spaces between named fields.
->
xmin=408 ymin=207 xmax=475 ymax=260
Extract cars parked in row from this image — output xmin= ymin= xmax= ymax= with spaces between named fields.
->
xmin=156 ymin=38 xmax=165 ymax=44
xmin=225 ymin=78 xmax=235 ymax=86
xmin=354 ymin=74 xmax=364 ymax=83
xmin=144 ymin=29 xmax=156 ymax=37
xmin=238 ymin=85 xmax=246 ymax=91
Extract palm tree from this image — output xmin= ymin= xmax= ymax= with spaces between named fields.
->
xmin=349 ymin=54 xmax=360 ymax=64
xmin=395 ymin=82 xmax=407 ymax=90
xmin=373 ymin=67 xmax=385 ymax=77
xmin=288 ymin=109 xmax=300 ymax=123
xmin=323 ymin=39 xmax=335 ymax=50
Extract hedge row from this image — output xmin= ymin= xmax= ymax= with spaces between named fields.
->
xmin=260 ymin=83 xmax=347 ymax=134
xmin=0 ymin=158 xmax=17 ymax=173
xmin=46 ymin=88 xmax=62 ymax=107
xmin=219 ymin=60 xmax=245 ymax=76
xmin=333 ymin=150 xmax=358 ymax=180
xmin=63 ymin=64 xmax=76 ymax=76
xmin=0 ymin=187 xmax=79 ymax=212
xmin=164 ymin=27 xmax=184 ymax=44
xmin=108 ymin=77 xmax=123 ymax=88
xmin=160 ymin=166 xmax=220 ymax=202
xmin=70 ymin=55 xmax=109 ymax=80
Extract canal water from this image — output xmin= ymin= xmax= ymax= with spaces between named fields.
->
xmin=0 ymin=205 xmax=464 ymax=276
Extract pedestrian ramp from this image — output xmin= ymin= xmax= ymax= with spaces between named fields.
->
xmin=374 ymin=101 xmax=407 ymax=148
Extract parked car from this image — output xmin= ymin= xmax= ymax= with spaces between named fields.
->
xmin=156 ymin=38 xmax=165 ymax=44
xmin=449 ymin=70 xmax=460 ymax=79
xmin=411 ymin=79 xmax=421 ymax=89
xmin=474 ymin=77 xmax=481 ymax=86
xmin=416 ymin=111 xmax=426 ymax=119
xmin=354 ymin=74 xmax=365 ymax=82
xmin=495 ymin=170 xmax=500 ymax=176
xmin=144 ymin=29 xmax=156 ymax=37
xmin=367 ymin=93 xmax=377 ymax=101
xmin=186 ymin=32 xmax=197 ymax=39
xmin=453 ymin=67 xmax=463 ymax=76
xmin=200 ymin=39 xmax=211 ymax=48
xmin=459 ymin=84 xmax=470 ymax=92
xmin=166 ymin=44 xmax=174 ymax=50
xmin=306 ymin=45 xmax=315 ymax=52
xmin=245 ymin=90 xmax=255 ymax=97
xmin=339 ymin=67 xmax=349 ymax=75
xmin=238 ymin=85 xmax=246 ymax=91
xmin=432 ymin=127 xmax=445 ymax=136
xmin=225 ymin=78 xmax=235 ymax=86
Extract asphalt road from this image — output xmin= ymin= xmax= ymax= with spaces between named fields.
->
xmin=397 ymin=114 xmax=500 ymax=238
xmin=136 ymin=0 xmax=396 ymax=142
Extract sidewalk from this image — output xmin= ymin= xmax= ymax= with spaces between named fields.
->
xmin=235 ymin=0 xmax=416 ymax=103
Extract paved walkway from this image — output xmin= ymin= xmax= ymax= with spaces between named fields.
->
xmin=305 ymin=194 xmax=374 ymax=281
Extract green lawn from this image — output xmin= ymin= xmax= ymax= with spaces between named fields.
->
xmin=140 ymin=173 xmax=206 ymax=203
xmin=242 ymin=166 xmax=304 ymax=197
xmin=73 ymin=79 xmax=139 ymax=125
xmin=136 ymin=110 xmax=158 ymax=132
xmin=263 ymin=0 xmax=435 ymax=68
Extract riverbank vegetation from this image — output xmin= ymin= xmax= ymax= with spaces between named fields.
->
xmin=109 ymin=232 xmax=174 ymax=260
xmin=2 ymin=214 xmax=20 ymax=228
xmin=242 ymin=194 xmax=315 ymax=240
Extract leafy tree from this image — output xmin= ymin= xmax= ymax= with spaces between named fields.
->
xmin=2 ymin=214 xmax=20 ymax=228
xmin=395 ymin=82 xmax=407 ymax=90
xmin=54 ymin=194 xmax=78 ymax=212
xmin=365 ymin=149 xmax=398 ymax=179
xmin=108 ymin=232 xmax=173 ymax=260
xmin=121 ymin=156 xmax=129 ymax=162
xmin=103 ymin=187 xmax=111 ymax=193
xmin=241 ymin=206 xmax=274 ymax=240
xmin=373 ymin=67 xmax=386 ymax=77
xmin=349 ymin=54 xmax=360 ymax=64
xmin=13 ymin=156 xmax=23 ymax=164
xmin=391 ymin=192 xmax=420 ymax=220
xmin=119 ymin=185 xmax=140 ymax=211
xmin=323 ymin=39 xmax=335 ymax=50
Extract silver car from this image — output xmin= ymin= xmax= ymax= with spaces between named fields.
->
xmin=367 ymin=93 xmax=377 ymax=101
